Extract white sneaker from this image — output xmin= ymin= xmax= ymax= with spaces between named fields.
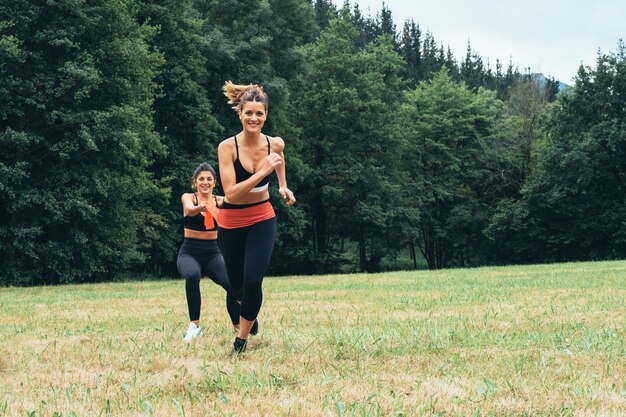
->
xmin=183 ymin=322 xmax=201 ymax=343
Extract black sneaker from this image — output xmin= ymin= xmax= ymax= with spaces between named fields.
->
xmin=232 ymin=336 xmax=247 ymax=355
xmin=250 ymin=319 xmax=259 ymax=336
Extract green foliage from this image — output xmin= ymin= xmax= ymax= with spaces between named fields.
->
xmin=295 ymin=17 xmax=407 ymax=272
xmin=312 ymin=0 xmax=337 ymax=32
xmin=400 ymin=69 xmax=500 ymax=269
xmin=0 ymin=0 xmax=165 ymax=284
xmin=477 ymin=78 xmax=548 ymax=207
xmin=400 ymin=20 xmax=421 ymax=87
xmin=136 ymin=0 xmax=224 ymax=275
xmin=486 ymin=45 xmax=626 ymax=262
xmin=460 ymin=41 xmax=488 ymax=91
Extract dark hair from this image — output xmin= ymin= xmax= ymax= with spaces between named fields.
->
xmin=191 ymin=162 xmax=216 ymax=187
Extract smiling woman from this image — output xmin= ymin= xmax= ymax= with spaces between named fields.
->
xmin=177 ymin=162 xmax=247 ymax=343
xmin=217 ymin=82 xmax=296 ymax=354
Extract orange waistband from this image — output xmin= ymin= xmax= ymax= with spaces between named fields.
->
xmin=217 ymin=201 xmax=275 ymax=229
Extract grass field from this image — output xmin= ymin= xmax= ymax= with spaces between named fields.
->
xmin=1 ymin=261 xmax=625 ymax=416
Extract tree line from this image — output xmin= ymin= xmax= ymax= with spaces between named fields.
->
xmin=1 ymin=0 xmax=624 ymax=285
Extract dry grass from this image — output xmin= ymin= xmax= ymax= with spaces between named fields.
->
xmin=1 ymin=260 xmax=625 ymax=416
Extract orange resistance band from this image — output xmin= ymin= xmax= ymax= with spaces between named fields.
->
xmin=204 ymin=205 xmax=220 ymax=230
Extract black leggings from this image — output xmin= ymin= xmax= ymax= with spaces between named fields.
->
xmin=218 ymin=217 xmax=277 ymax=321
xmin=176 ymin=238 xmax=239 ymax=324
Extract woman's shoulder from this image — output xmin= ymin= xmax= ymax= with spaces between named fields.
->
xmin=218 ymin=136 xmax=236 ymax=150
xmin=181 ymin=192 xmax=195 ymax=202
xmin=220 ymin=135 xmax=236 ymax=144
xmin=266 ymin=135 xmax=285 ymax=151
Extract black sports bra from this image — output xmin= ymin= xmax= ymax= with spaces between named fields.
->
xmin=233 ymin=135 xmax=272 ymax=192
xmin=183 ymin=194 xmax=218 ymax=231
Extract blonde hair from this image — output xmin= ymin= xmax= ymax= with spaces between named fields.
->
xmin=222 ymin=81 xmax=268 ymax=114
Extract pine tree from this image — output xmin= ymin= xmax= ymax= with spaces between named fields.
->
xmin=312 ymin=0 xmax=337 ymax=31
xmin=400 ymin=20 xmax=421 ymax=86
xmin=420 ymin=31 xmax=440 ymax=79
xmin=377 ymin=3 xmax=398 ymax=48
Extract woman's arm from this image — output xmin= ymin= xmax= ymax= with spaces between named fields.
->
xmin=181 ymin=193 xmax=206 ymax=216
xmin=218 ymin=138 xmax=282 ymax=202
xmin=272 ymin=137 xmax=296 ymax=206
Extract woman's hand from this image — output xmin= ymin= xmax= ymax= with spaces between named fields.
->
xmin=261 ymin=152 xmax=283 ymax=175
xmin=279 ymin=187 xmax=296 ymax=206
xmin=182 ymin=193 xmax=209 ymax=216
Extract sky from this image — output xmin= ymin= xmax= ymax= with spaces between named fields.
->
xmin=330 ymin=0 xmax=625 ymax=84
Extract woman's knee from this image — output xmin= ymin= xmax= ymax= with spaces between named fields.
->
xmin=184 ymin=270 xmax=201 ymax=285
xmin=230 ymin=286 xmax=244 ymax=301
xmin=243 ymin=276 xmax=262 ymax=298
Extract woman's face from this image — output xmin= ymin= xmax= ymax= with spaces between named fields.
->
xmin=240 ymin=101 xmax=267 ymax=134
xmin=194 ymin=171 xmax=215 ymax=194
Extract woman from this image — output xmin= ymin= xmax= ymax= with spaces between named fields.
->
xmin=177 ymin=162 xmax=257 ymax=343
xmin=218 ymin=82 xmax=296 ymax=354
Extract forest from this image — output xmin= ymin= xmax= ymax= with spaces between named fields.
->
xmin=1 ymin=0 xmax=625 ymax=285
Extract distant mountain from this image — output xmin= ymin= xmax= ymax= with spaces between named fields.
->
xmin=531 ymin=73 xmax=571 ymax=93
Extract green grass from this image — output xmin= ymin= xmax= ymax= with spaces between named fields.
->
xmin=1 ymin=260 xmax=625 ymax=416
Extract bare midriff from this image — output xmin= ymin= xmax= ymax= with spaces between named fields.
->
xmin=183 ymin=229 xmax=218 ymax=240
xmin=225 ymin=189 xmax=270 ymax=206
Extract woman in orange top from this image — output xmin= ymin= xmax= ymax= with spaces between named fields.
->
xmin=218 ymin=82 xmax=296 ymax=354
